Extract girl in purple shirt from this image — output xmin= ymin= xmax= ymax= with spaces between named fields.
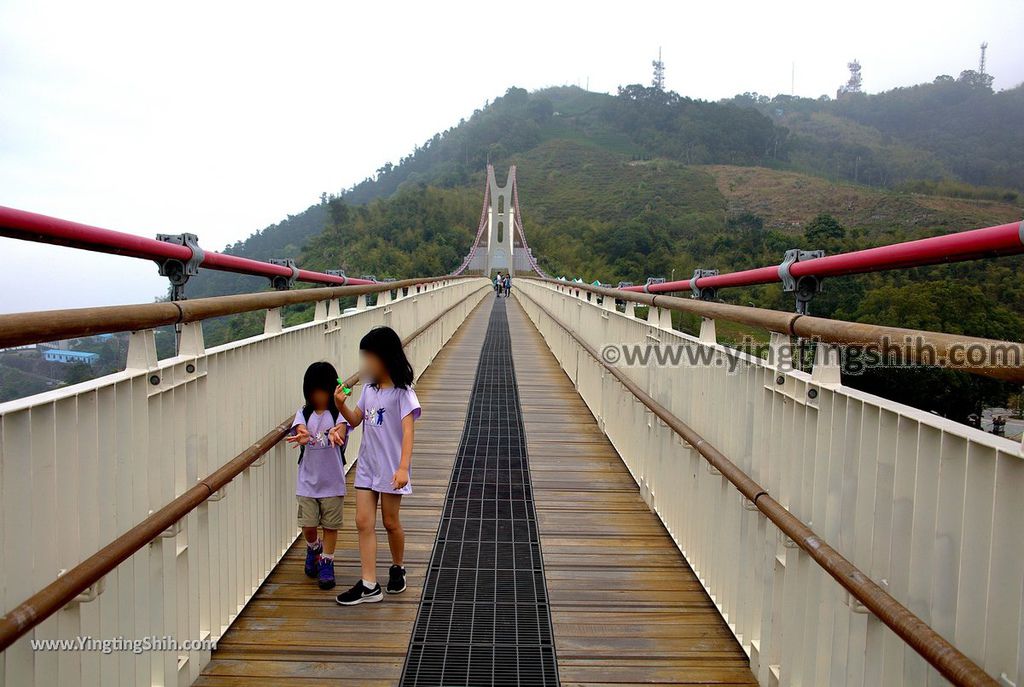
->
xmin=334 ymin=326 xmax=420 ymax=605
xmin=285 ymin=362 xmax=348 ymax=590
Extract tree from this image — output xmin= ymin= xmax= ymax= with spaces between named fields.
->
xmin=957 ymin=69 xmax=994 ymax=92
xmin=804 ymin=213 xmax=845 ymax=243
xmin=63 ymin=363 xmax=95 ymax=385
xmin=528 ymin=97 xmax=554 ymax=122
xmin=501 ymin=86 xmax=529 ymax=106
xmin=98 ymin=340 xmax=120 ymax=366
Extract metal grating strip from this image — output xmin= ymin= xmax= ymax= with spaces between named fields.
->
xmin=400 ymin=297 xmax=559 ymax=687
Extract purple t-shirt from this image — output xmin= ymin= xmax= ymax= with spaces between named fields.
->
xmin=291 ymin=408 xmax=348 ymax=498
xmin=354 ymin=385 xmax=421 ymax=494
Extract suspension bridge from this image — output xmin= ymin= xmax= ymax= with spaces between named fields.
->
xmin=0 ymin=166 xmax=1022 ymax=687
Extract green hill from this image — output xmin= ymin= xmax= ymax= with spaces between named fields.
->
xmin=189 ymin=204 xmax=328 ymax=297
xmin=704 ymin=164 xmax=1022 ymax=235
xmin=188 ymin=78 xmax=1023 ymax=299
xmin=182 ymin=80 xmax=1024 ymax=421
xmin=186 ymin=81 xmax=1024 ymax=336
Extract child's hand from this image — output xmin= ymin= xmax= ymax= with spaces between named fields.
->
xmin=334 ymin=384 xmax=350 ymax=407
xmin=391 ymin=467 xmax=409 ymax=490
xmin=328 ymin=424 xmax=347 ymax=447
xmin=286 ymin=425 xmax=310 ymax=447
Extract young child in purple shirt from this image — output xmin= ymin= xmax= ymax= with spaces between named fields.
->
xmin=285 ymin=361 xmax=348 ymax=590
xmin=334 ymin=326 xmax=420 ymax=605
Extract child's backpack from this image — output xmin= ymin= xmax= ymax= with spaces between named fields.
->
xmin=297 ymin=405 xmax=347 ymax=466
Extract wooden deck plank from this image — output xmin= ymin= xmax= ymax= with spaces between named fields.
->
xmin=507 ymin=296 xmax=757 ymax=687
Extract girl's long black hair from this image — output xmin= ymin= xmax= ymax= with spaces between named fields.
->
xmin=360 ymin=326 xmax=414 ymax=389
xmin=302 ymin=361 xmax=341 ymax=422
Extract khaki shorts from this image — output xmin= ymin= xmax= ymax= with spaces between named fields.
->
xmin=297 ymin=495 xmax=344 ymax=530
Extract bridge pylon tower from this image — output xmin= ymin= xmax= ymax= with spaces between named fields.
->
xmin=485 ymin=164 xmax=515 ymax=275
xmin=453 ymin=165 xmax=545 ymax=278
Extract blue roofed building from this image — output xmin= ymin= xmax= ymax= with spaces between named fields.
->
xmin=42 ymin=349 xmax=100 ymax=365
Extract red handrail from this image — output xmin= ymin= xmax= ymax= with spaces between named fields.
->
xmin=619 ymin=221 xmax=1024 ymax=294
xmin=0 ymin=205 xmax=375 ymax=287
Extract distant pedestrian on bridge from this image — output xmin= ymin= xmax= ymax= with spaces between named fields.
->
xmin=494 ymin=272 xmax=503 ymax=297
xmin=503 ymin=273 xmax=511 ymax=297
xmin=334 ymin=326 xmax=421 ymax=606
xmin=286 ymin=361 xmax=349 ymax=591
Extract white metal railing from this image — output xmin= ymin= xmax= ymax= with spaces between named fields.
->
xmin=0 ymin=278 xmax=489 ymax=687
xmin=514 ymin=279 xmax=1023 ymax=687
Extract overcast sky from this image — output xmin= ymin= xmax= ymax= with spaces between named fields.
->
xmin=2 ymin=0 xmax=1022 ymax=313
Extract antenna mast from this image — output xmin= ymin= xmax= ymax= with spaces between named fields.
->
xmin=979 ymin=42 xmax=988 ymax=77
xmin=838 ymin=59 xmax=863 ymax=98
xmin=652 ymin=47 xmax=665 ymax=90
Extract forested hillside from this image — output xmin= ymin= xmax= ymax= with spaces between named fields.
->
xmin=181 ymin=79 xmax=1023 ymax=422
xmin=188 ymin=203 xmax=327 ymax=298
xmin=727 ymin=73 xmax=1024 ymax=194
xmin=189 ymin=77 xmax=1022 ymax=301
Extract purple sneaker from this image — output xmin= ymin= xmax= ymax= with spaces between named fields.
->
xmin=304 ymin=543 xmax=322 ymax=578
xmin=318 ymin=557 xmax=336 ymax=590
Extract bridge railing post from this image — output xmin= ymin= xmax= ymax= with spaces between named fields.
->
xmin=314 ymin=300 xmax=329 ymax=322
xmin=264 ymin=307 xmax=283 ymax=334
xmin=657 ymin=306 xmax=673 ymax=331
xmin=178 ymin=321 xmax=205 ymax=357
xmin=126 ymin=329 xmax=159 ymax=370
xmin=698 ymin=317 xmax=716 ymax=344
xmin=810 ymin=342 xmax=841 ymax=386
xmin=327 ymin=298 xmax=341 ymax=319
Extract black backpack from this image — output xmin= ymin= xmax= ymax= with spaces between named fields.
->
xmin=297 ymin=405 xmax=347 ymax=465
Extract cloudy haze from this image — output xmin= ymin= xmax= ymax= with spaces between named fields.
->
xmin=2 ymin=0 xmax=1022 ymax=313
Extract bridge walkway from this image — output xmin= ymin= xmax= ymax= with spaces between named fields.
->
xmin=194 ymin=295 xmax=756 ymax=686
xmin=507 ymin=297 xmax=756 ymax=686
xmin=194 ymin=296 xmax=491 ymax=686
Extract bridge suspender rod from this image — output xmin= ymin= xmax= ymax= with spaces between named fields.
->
xmin=449 ymin=176 xmax=490 ymax=277
xmin=516 ymin=288 xmax=999 ymax=687
xmin=0 ymin=276 xmax=449 ymax=349
xmin=0 ymin=283 xmax=486 ymax=652
xmin=538 ymin=278 xmax=1024 ymax=384
xmin=0 ymin=205 xmax=376 ymax=288
xmin=617 ymin=220 xmax=1024 ymax=295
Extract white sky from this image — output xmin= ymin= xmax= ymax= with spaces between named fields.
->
xmin=2 ymin=0 xmax=1022 ymax=313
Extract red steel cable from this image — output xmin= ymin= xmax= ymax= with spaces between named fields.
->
xmin=618 ymin=221 xmax=1024 ymax=294
xmin=0 ymin=205 xmax=377 ymax=286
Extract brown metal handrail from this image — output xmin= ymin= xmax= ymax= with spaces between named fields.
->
xmin=537 ymin=278 xmax=1024 ymax=384
xmin=0 ymin=277 xmax=454 ymax=350
xmin=516 ymin=286 xmax=998 ymax=687
xmin=0 ymin=286 xmax=486 ymax=651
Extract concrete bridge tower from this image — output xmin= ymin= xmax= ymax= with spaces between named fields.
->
xmin=485 ymin=165 xmax=515 ymax=275
xmin=457 ymin=164 xmax=540 ymax=277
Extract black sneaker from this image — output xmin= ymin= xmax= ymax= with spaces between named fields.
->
xmin=386 ymin=564 xmax=407 ymax=594
xmin=336 ymin=580 xmax=383 ymax=606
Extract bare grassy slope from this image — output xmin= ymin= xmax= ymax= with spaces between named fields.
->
xmin=704 ymin=165 xmax=1021 ymax=237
